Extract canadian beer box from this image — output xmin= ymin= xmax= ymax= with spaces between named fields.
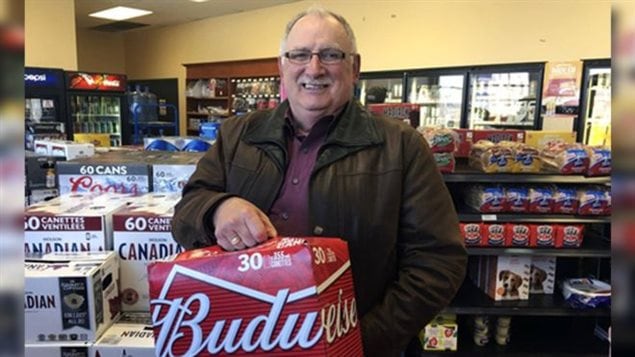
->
xmin=91 ymin=313 xmax=155 ymax=357
xmin=147 ymin=237 xmax=364 ymax=356
xmin=24 ymin=193 xmax=132 ymax=254
xmin=112 ymin=193 xmax=184 ymax=312
xmin=34 ymin=139 xmax=95 ymax=161
xmin=56 ymin=151 xmax=157 ymax=195
xmin=25 ymin=342 xmax=91 ymax=357
xmin=24 ymin=251 xmax=120 ymax=344
xmin=150 ymin=152 xmax=203 ymax=193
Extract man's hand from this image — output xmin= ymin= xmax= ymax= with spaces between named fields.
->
xmin=213 ymin=197 xmax=278 ymax=251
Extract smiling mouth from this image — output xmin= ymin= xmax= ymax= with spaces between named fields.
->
xmin=301 ymin=83 xmax=330 ymax=90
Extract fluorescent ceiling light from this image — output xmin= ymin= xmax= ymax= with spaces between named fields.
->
xmin=89 ymin=6 xmax=152 ymax=21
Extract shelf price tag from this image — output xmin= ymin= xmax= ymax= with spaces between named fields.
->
xmin=481 ymin=214 xmax=497 ymax=221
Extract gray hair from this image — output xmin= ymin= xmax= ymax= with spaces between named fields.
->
xmin=280 ymin=6 xmax=358 ymax=54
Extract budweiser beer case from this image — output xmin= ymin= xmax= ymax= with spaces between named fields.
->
xmin=24 ymin=251 xmax=120 ymax=344
xmin=25 ymin=193 xmax=132 ymax=254
xmin=91 ymin=313 xmax=155 ymax=357
xmin=112 ymin=193 xmax=183 ymax=312
xmin=147 ymin=237 xmax=364 ymax=356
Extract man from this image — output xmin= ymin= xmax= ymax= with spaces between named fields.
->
xmin=172 ymin=7 xmax=466 ymax=356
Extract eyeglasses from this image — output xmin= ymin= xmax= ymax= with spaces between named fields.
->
xmin=282 ymin=49 xmax=355 ymax=65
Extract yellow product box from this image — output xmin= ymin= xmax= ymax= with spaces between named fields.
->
xmin=419 ymin=313 xmax=458 ymax=351
xmin=524 ymin=131 xmax=576 ymax=149
xmin=74 ymin=133 xmax=111 ymax=147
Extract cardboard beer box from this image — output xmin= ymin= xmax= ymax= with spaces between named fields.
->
xmin=148 ymin=237 xmax=363 ymax=356
xmin=91 ymin=313 xmax=155 ymax=357
xmin=112 ymin=193 xmax=183 ymax=312
xmin=34 ymin=139 xmax=95 ymax=161
xmin=25 ymin=342 xmax=91 ymax=357
xmin=25 ymin=193 xmax=130 ymax=254
xmin=151 ymin=152 xmax=203 ymax=193
xmin=24 ymin=251 xmax=120 ymax=344
xmin=57 ymin=152 xmax=153 ymax=195
xmin=144 ymin=136 xmax=214 ymax=152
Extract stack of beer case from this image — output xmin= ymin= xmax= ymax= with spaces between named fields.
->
xmin=55 ymin=150 xmax=203 ymax=195
xmin=24 ymin=192 xmax=184 ymax=356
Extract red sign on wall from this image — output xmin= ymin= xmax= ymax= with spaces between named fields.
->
xmin=67 ymin=72 xmax=126 ymax=92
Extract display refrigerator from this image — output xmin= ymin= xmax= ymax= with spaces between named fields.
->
xmin=405 ymin=68 xmax=468 ymax=129
xmin=464 ymin=63 xmax=544 ymax=130
xmin=576 ymin=59 xmax=611 ymax=146
xmin=357 ymin=70 xmax=406 ymax=106
xmin=25 ymin=67 xmax=69 ymax=150
xmin=65 ymin=71 xmax=128 ymax=146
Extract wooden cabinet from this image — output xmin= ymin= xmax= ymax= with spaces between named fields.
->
xmin=184 ymin=57 xmax=280 ymax=136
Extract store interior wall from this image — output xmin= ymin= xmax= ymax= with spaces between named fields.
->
xmin=26 ymin=0 xmax=611 ymax=135
xmin=76 ymin=29 xmax=126 ymax=74
xmin=25 ymin=0 xmax=77 ymax=70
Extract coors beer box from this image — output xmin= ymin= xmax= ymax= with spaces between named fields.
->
xmin=25 ymin=193 xmax=131 ymax=254
xmin=112 ymin=193 xmax=183 ymax=312
xmin=24 ymin=251 xmax=121 ymax=344
xmin=57 ymin=151 xmax=157 ymax=195
xmin=91 ymin=314 xmax=155 ymax=357
xmin=148 ymin=237 xmax=363 ymax=356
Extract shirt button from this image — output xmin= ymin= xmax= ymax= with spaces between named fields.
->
xmin=313 ymin=226 xmax=323 ymax=235
xmin=281 ymin=212 xmax=289 ymax=220
xmin=292 ymin=178 xmax=299 ymax=185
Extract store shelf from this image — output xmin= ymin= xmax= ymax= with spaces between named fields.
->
xmin=466 ymin=235 xmax=610 ymax=257
xmin=443 ymin=163 xmax=611 ymax=184
xmin=456 ymin=206 xmax=610 ymax=223
xmin=418 ymin=326 xmax=608 ymax=357
xmin=472 ymin=122 xmax=535 ymax=128
xmin=135 ymin=121 xmax=177 ymax=129
xmin=232 ymin=93 xmax=280 ymax=99
xmin=186 ymin=96 xmax=228 ymax=100
xmin=443 ymin=281 xmax=609 ymax=317
xmin=72 ymin=113 xmax=120 ymax=118
xmin=186 ymin=112 xmax=210 ymax=116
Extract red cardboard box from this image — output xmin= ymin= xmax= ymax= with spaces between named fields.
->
xmin=530 ymin=224 xmax=558 ymax=247
xmin=147 ymin=237 xmax=363 ymax=356
xmin=483 ymin=223 xmax=506 ymax=246
xmin=556 ymin=224 xmax=585 ymax=248
xmin=453 ymin=129 xmax=525 ymax=157
xmin=460 ymin=223 xmax=483 ymax=246
xmin=506 ymin=223 xmax=531 ymax=247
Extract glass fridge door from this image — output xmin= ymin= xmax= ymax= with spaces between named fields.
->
xmin=70 ymin=94 xmax=122 ymax=146
xmin=467 ymin=69 xmax=541 ymax=130
xmin=580 ymin=68 xmax=611 ymax=146
xmin=25 ymin=97 xmax=66 ymax=150
xmin=358 ymin=74 xmax=404 ymax=106
xmin=407 ymin=73 xmax=465 ymax=128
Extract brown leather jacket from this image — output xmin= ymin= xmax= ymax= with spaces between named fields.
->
xmin=172 ymin=99 xmax=467 ymax=356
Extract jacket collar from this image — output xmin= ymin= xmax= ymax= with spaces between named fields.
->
xmin=243 ymin=98 xmax=384 ymax=148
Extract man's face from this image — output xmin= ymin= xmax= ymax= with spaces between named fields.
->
xmin=279 ymin=14 xmax=360 ymax=119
